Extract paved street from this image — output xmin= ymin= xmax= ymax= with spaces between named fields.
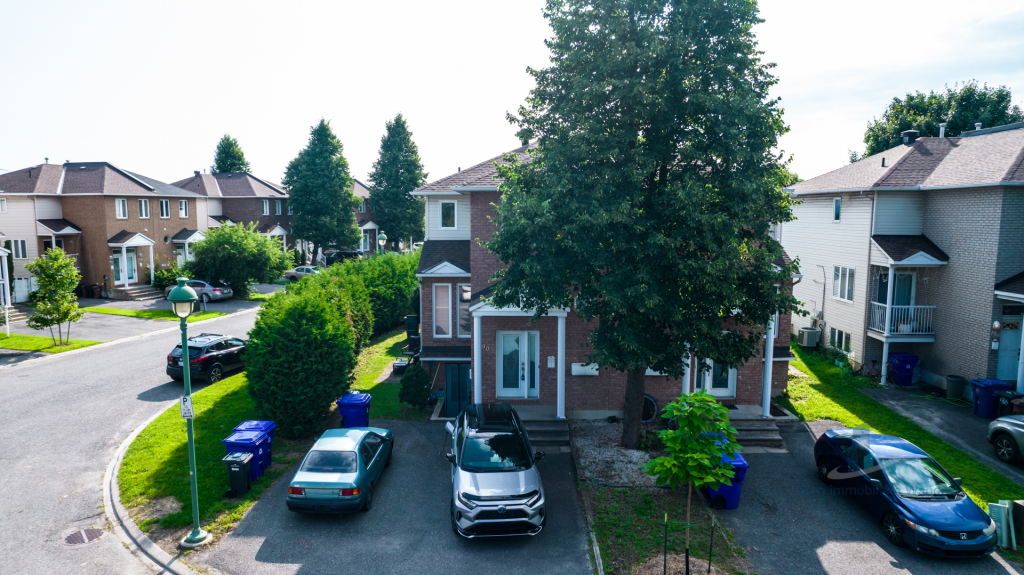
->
xmin=720 ymin=421 xmax=1023 ymax=575
xmin=0 ymin=310 xmax=258 ymax=575
xmin=190 ymin=420 xmax=591 ymax=575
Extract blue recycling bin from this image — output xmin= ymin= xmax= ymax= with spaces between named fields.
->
xmin=337 ymin=393 xmax=372 ymax=428
xmin=234 ymin=421 xmax=277 ymax=473
xmin=888 ymin=353 xmax=919 ymax=387
xmin=222 ymin=431 xmax=270 ymax=481
xmin=972 ymin=379 xmax=1014 ymax=419
xmin=707 ymin=450 xmax=750 ymax=510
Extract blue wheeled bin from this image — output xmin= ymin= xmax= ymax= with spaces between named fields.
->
xmin=707 ymin=450 xmax=750 ymax=510
xmin=222 ymin=431 xmax=270 ymax=481
xmin=888 ymin=353 xmax=919 ymax=387
xmin=234 ymin=421 xmax=277 ymax=475
xmin=971 ymin=379 xmax=1014 ymax=419
xmin=337 ymin=393 xmax=372 ymax=428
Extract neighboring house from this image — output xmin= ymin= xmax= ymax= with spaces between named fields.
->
xmin=780 ymin=122 xmax=1024 ymax=391
xmin=0 ymin=162 xmax=211 ymax=300
xmin=412 ymin=143 xmax=797 ymax=422
xmin=352 ymin=179 xmax=379 ymax=253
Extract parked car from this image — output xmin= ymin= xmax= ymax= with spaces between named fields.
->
xmin=445 ymin=403 xmax=546 ymax=538
xmin=285 ymin=266 xmax=320 ymax=281
xmin=988 ymin=415 xmax=1024 ymax=463
xmin=166 ymin=333 xmax=247 ymax=383
xmin=324 ymin=250 xmax=363 ymax=265
xmin=163 ymin=279 xmax=233 ymax=303
xmin=815 ymin=428 xmax=996 ymax=557
xmin=286 ymin=427 xmax=393 ymax=513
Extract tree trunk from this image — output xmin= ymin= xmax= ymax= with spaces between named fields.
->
xmin=311 ymin=243 xmax=320 ymax=267
xmin=620 ymin=368 xmax=646 ymax=448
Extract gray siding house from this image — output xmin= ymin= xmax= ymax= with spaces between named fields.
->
xmin=780 ymin=122 xmax=1024 ymax=392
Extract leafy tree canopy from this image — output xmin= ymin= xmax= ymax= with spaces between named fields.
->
xmin=367 ymin=113 xmax=428 ymax=243
xmin=25 ymin=248 xmax=85 ymax=344
xmin=187 ymin=223 xmax=291 ymax=295
xmin=210 ymin=134 xmax=252 ymax=173
xmin=859 ymin=80 xmax=1024 ymax=158
xmin=283 ymin=119 xmax=361 ymax=259
xmin=486 ymin=0 xmax=799 ymax=447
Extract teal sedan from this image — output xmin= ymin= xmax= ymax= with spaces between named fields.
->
xmin=286 ymin=427 xmax=393 ymax=514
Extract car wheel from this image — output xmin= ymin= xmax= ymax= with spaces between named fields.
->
xmin=209 ymin=365 xmax=223 ymax=383
xmin=362 ymin=486 xmax=373 ymax=512
xmin=201 ymin=293 xmax=211 ymax=303
xmin=816 ymin=457 xmax=833 ymax=485
xmin=289 ymin=276 xmax=297 ymax=282
xmin=882 ymin=512 xmax=905 ymax=547
xmin=994 ymin=433 xmax=1021 ymax=463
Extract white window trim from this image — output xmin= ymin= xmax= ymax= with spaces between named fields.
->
xmin=0 ymin=198 xmax=6 ymax=213
xmin=833 ymin=197 xmax=842 ymax=223
xmin=433 ymin=283 xmax=452 ymax=338
xmin=138 ymin=198 xmax=150 ymax=219
xmin=495 ymin=330 xmax=541 ymax=399
xmin=439 ymin=200 xmax=457 ymax=230
xmin=832 ymin=265 xmax=855 ymax=303
xmin=275 ymin=199 xmax=282 ymax=215
xmin=830 ymin=327 xmax=851 ymax=354
xmin=698 ymin=358 xmax=738 ymax=398
xmin=262 ymin=199 xmax=269 ymax=216
xmin=457 ymin=283 xmax=472 ymax=338
xmin=115 ymin=198 xmax=128 ymax=219
xmin=178 ymin=200 xmax=189 ymax=218
xmin=12 ymin=239 xmax=28 ymax=259
xmin=159 ymin=199 xmax=170 ymax=219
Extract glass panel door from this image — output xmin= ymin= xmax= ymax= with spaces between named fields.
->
xmin=112 ymin=255 xmax=121 ymax=282
xmin=498 ymin=333 xmax=523 ymax=397
xmin=126 ymin=248 xmax=136 ymax=280
xmin=703 ymin=359 xmax=736 ymax=398
xmin=893 ymin=273 xmax=914 ymax=306
xmin=527 ymin=333 xmax=539 ymax=398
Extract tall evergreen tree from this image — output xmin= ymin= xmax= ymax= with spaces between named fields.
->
xmin=367 ymin=114 xmax=428 ymax=243
xmin=210 ymin=134 xmax=252 ymax=173
xmin=283 ymin=119 xmax=361 ymax=263
xmin=487 ymin=0 xmax=799 ymax=448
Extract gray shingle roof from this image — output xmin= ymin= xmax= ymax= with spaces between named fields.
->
xmin=871 ymin=235 xmax=949 ymax=263
xmin=416 ymin=240 xmax=471 ymax=274
xmin=172 ymin=172 xmax=286 ymax=198
xmin=792 ymin=124 xmax=1024 ymax=193
xmin=37 ymin=219 xmax=82 ymax=233
xmin=172 ymin=228 xmax=203 ymax=242
xmin=415 ymin=142 xmax=533 ymax=192
xmin=0 ymin=164 xmax=64 ymax=194
xmin=995 ymin=271 xmax=1024 ymax=295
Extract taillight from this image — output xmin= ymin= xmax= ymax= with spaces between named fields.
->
xmin=341 ymin=488 xmax=360 ymax=496
xmin=167 ymin=354 xmax=174 ymax=361
xmin=213 ymin=289 xmax=221 ymax=293
xmin=191 ymin=355 xmax=209 ymax=365
xmin=287 ymin=486 xmax=304 ymax=495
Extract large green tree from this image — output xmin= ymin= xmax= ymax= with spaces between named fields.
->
xmin=367 ymin=114 xmax=428 ymax=243
xmin=487 ymin=0 xmax=799 ymax=448
xmin=283 ymin=119 xmax=361 ymax=262
xmin=857 ymin=80 xmax=1024 ymax=158
xmin=25 ymin=248 xmax=85 ymax=345
xmin=187 ymin=223 xmax=291 ymax=296
xmin=210 ymin=134 xmax=252 ymax=173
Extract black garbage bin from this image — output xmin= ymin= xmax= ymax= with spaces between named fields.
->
xmin=223 ymin=452 xmax=253 ymax=497
xmin=996 ymin=390 xmax=1024 ymax=418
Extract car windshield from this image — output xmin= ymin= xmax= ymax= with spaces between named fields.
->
xmin=172 ymin=345 xmax=202 ymax=357
xmin=460 ymin=433 xmax=531 ymax=472
xmin=300 ymin=451 xmax=357 ymax=473
xmin=880 ymin=458 xmax=960 ymax=497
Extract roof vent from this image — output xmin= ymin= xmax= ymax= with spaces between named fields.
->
xmin=194 ymin=170 xmax=200 ymax=178
xmin=901 ymin=130 xmax=920 ymax=145
xmin=882 ymin=157 xmax=886 ymax=167
xmin=939 ymin=123 xmax=947 ymax=138
xmin=458 ymin=167 xmax=461 ymax=172
xmin=45 ymin=157 xmax=49 ymax=164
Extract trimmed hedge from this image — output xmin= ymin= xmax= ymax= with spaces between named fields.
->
xmin=329 ymin=251 xmax=420 ymax=334
xmin=285 ymin=269 xmax=373 ymax=353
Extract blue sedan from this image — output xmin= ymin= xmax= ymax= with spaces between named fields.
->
xmin=286 ymin=427 xmax=393 ymax=514
xmin=814 ymin=428 xmax=997 ymax=558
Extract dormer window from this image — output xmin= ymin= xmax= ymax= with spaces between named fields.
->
xmin=440 ymin=200 xmax=456 ymax=229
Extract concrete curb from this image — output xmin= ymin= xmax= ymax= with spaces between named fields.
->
xmin=0 ymin=307 xmax=258 ymax=371
xmin=103 ymin=408 xmax=201 ymax=575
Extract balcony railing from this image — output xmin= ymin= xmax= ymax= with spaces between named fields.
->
xmin=869 ymin=301 xmax=935 ymax=335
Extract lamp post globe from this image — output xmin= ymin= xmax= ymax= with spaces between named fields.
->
xmin=377 ymin=231 xmax=387 ymax=254
xmin=167 ymin=278 xmax=197 ymax=319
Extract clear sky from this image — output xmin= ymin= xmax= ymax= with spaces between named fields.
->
xmin=2 ymin=1 xmax=1022 ymax=186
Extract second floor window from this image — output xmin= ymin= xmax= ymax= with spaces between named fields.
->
xmin=159 ymin=199 xmax=170 ymax=218
xmin=434 ymin=283 xmax=451 ymax=337
xmin=360 ymin=200 xmax=366 ymax=213
xmin=115 ymin=198 xmax=128 ymax=219
xmin=179 ymin=200 xmax=189 ymax=218
xmin=287 ymin=203 xmax=293 ymax=215
xmin=138 ymin=199 xmax=150 ymax=219
xmin=440 ymin=201 xmax=456 ymax=229
xmin=12 ymin=239 xmax=27 ymax=259
xmin=262 ymin=199 xmax=269 ymax=215
xmin=833 ymin=265 xmax=855 ymax=302
xmin=0 ymin=198 xmax=6 ymax=213
xmin=275 ymin=199 xmax=282 ymax=215
xmin=458 ymin=284 xmax=472 ymax=337
xmin=833 ymin=198 xmax=842 ymax=222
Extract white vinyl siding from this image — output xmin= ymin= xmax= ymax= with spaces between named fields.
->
xmin=159 ymin=199 xmax=170 ymax=218
xmin=207 ymin=197 xmax=223 ymax=216
xmin=779 ymin=192 xmax=873 ymax=364
xmin=138 ymin=199 xmax=150 ymax=219
xmin=424 ymin=197 xmax=471 ymax=240
xmin=833 ymin=266 xmax=855 ymax=302
xmin=433 ymin=283 xmax=452 ymax=337
xmin=115 ymin=198 xmax=128 ymax=219
xmin=1 ymin=197 xmax=38 ymax=277
xmin=874 ymin=191 xmax=924 ymax=235
xmin=34 ymin=196 xmax=61 ymax=219
xmin=178 ymin=200 xmax=189 ymax=218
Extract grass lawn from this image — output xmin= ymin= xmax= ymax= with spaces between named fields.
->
xmin=778 ymin=345 xmax=1024 ymax=514
xmin=82 ymin=307 xmax=227 ymax=323
xmin=586 ymin=484 xmax=750 ymax=574
xmin=350 ymin=329 xmax=432 ymax=421
xmin=0 ymin=333 xmax=101 ymax=354
xmin=118 ymin=373 xmax=307 ymax=536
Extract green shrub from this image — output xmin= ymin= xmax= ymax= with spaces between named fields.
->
xmin=153 ymin=262 xmax=183 ymax=291
xmin=246 ymin=290 xmax=358 ymax=438
xmin=187 ymin=223 xmax=291 ymax=296
xmin=285 ymin=268 xmax=373 ymax=353
xmin=398 ymin=363 xmax=430 ymax=409
xmin=330 ymin=251 xmax=420 ymax=334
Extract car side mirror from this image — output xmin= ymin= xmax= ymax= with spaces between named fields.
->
xmin=954 ymin=477 xmax=962 ymax=486
xmin=445 ymin=452 xmax=456 ymax=463
xmin=869 ymin=478 xmax=882 ymax=490
xmin=534 ymin=451 xmax=545 ymax=461
xmin=445 ymin=422 xmax=455 ymax=434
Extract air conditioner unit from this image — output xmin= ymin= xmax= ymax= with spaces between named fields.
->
xmin=798 ymin=327 xmax=821 ymax=348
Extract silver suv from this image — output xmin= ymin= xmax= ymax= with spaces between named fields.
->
xmin=445 ymin=403 xmax=546 ymax=538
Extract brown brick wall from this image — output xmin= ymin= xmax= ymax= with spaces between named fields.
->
xmin=222 ymin=198 xmax=294 ymax=248
xmin=470 ymin=191 xmax=504 ymax=292
xmin=419 ymin=277 xmax=473 ymax=347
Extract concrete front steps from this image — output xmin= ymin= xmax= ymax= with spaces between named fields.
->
xmin=523 ymin=419 xmax=570 ymax=447
xmin=115 ymin=285 xmax=164 ymax=301
xmin=2 ymin=307 xmax=29 ymax=324
xmin=732 ymin=418 xmax=786 ymax=449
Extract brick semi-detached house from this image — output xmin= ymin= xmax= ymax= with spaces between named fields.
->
xmin=780 ymin=122 xmax=1024 ymax=395
xmin=412 ymin=143 xmax=798 ymax=444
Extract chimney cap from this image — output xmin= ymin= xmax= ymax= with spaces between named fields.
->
xmin=901 ymin=129 xmax=920 ymax=144
xmin=194 ymin=170 xmax=201 ymax=177
xmin=975 ymin=122 xmax=983 ymax=131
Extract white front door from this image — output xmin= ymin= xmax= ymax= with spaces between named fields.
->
xmin=496 ymin=331 xmax=539 ymax=399
xmin=695 ymin=359 xmax=737 ymax=398
xmin=998 ymin=317 xmax=1023 ymax=381
xmin=112 ymin=249 xmax=136 ymax=283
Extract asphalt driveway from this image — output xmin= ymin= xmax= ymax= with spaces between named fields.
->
xmin=720 ymin=421 xmax=1023 ymax=575
xmin=190 ymin=419 xmax=591 ymax=575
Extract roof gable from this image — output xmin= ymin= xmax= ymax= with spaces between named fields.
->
xmin=415 ymin=142 xmax=534 ymax=193
xmin=0 ymin=164 xmax=64 ymax=195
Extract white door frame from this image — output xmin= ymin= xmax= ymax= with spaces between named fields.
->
xmin=496 ymin=330 xmax=540 ymax=399
xmin=698 ymin=358 xmax=737 ymax=398
xmin=998 ymin=315 xmax=1023 ymax=381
